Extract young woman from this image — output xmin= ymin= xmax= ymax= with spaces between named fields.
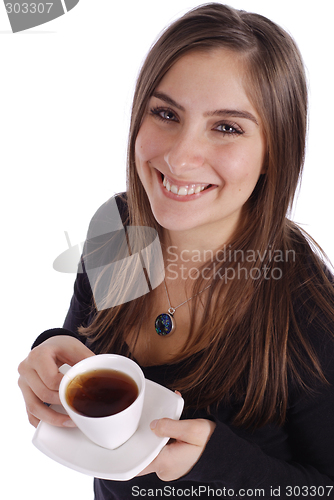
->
xmin=18 ymin=3 xmax=334 ymax=499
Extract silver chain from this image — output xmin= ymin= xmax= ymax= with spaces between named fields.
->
xmin=163 ymin=279 xmax=211 ymax=315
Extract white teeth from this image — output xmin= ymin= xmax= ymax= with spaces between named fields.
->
xmin=178 ymin=186 xmax=188 ymax=196
xmin=162 ymin=175 xmax=210 ymax=195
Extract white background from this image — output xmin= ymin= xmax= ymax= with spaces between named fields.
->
xmin=1 ymin=1 xmax=333 ymax=498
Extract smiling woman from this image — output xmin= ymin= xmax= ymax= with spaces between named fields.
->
xmin=18 ymin=3 xmax=334 ymax=500
xmin=135 ymin=49 xmax=265 ymax=237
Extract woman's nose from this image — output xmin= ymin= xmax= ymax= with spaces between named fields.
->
xmin=164 ymin=129 xmax=206 ymax=176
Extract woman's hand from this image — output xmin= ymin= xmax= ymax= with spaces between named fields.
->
xmin=18 ymin=335 xmax=95 ymax=428
xmin=138 ymin=417 xmax=216 ymax=481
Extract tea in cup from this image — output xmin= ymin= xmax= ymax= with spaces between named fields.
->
xmin=59 ymin=354 xmax=145 ymax=449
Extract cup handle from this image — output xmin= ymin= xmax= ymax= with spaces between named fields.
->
xmin=59 ymin=363 xmax=71 ymax=375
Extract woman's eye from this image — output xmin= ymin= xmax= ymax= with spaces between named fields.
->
xmin=150 ymin=107 xmax=178 ymax=122
xmin=215 ymin=123 xmax=243 ymax=135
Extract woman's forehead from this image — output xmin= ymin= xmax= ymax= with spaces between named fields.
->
xmin=153 ymin=49 xmax=258 ymax=118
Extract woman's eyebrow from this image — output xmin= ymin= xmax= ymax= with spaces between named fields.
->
xmin=152 ymin=90 xmax=259 ymax=125
xmin=204 ymin=109 xmax=259 ymax=126
xmin=152 ymin=91 xmax=185 ymax=111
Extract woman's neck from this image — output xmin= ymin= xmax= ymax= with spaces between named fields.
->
xmin=162 ymin=222 xmax=237 ymax=261
xmin=161 ymin=226 xmax=232 ymax=284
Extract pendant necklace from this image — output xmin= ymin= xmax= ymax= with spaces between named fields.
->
xmin=155 ymin=279 xmax=211 ymax=336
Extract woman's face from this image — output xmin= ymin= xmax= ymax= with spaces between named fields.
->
xmin=135 ymin=49 xmax=265 ymax=242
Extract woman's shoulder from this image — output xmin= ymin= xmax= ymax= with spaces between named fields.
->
xmin=86 ymin=192 xmax=128 ymax=238
xmin=287 ymin=222 xmax=334 ymax=316
xmin=289 ymin=252 xmax=334 ymax=391
xmin=284 ymin=225 xmax=334 ymax=392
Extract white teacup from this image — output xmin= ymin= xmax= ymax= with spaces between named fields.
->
xmin=59 ymin=354 xmax=145 ymax=449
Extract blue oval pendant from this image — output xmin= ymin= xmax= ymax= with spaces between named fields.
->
xmin=155 ymin=313 xmax=175 ymax=336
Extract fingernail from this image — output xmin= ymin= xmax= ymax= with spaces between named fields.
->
xmin=150 ymin=419 xmax=158 ymax=430
xmin=63 ymin=419 xmax=76 ymax=427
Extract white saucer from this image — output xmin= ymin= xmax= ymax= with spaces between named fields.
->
xmin=33 ymin=379 xmax=184 ymax=481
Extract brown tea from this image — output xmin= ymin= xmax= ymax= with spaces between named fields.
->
xmin=65 ymin=369 xmax=138 ymax=418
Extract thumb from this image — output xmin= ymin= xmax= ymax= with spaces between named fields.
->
xmin=150 ymin=418 xmax=197 ymax=444
xmin=150 ymin=418 xmax=216 ymax=447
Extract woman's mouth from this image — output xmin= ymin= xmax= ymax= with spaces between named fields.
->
xmin=161 ymin=173 xmax=214 ymax=196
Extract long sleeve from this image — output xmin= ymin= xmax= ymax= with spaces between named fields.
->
xmin=183 ymin=418 xmax=334 ymax=498
xmin=62 ymin=261 xmax=95 ymax=334
xmin=179 ymin=329 xmax=334 ymax=498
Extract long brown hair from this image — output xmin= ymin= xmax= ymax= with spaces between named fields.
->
xmin=79 ymin=3 xmax=334 ymax=428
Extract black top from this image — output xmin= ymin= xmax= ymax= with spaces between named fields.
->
xmin=32 ymin=196 xmax=334 ymax=500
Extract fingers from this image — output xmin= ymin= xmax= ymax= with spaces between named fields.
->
xmin=150 ymin=418 xmax=216 ymax=447
xmin=18 ymin=350 xmax=63 ymax=413
xmin=19 ymin=362 xmax=62 ymax=406
xmin=138 ymin=440 xmax=187 ymax=478
xmin=26 ymin=345 xmax=64 ymax=391
xmin=18 ymin=335 xmax=94 ymax=428
xmin=18 ymin=377 xmax=75 ymax=428
xmin=139 ymin=428 xmax=212 ymax=481
xmin=138 ymin=418 xmax=217 ymax=481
